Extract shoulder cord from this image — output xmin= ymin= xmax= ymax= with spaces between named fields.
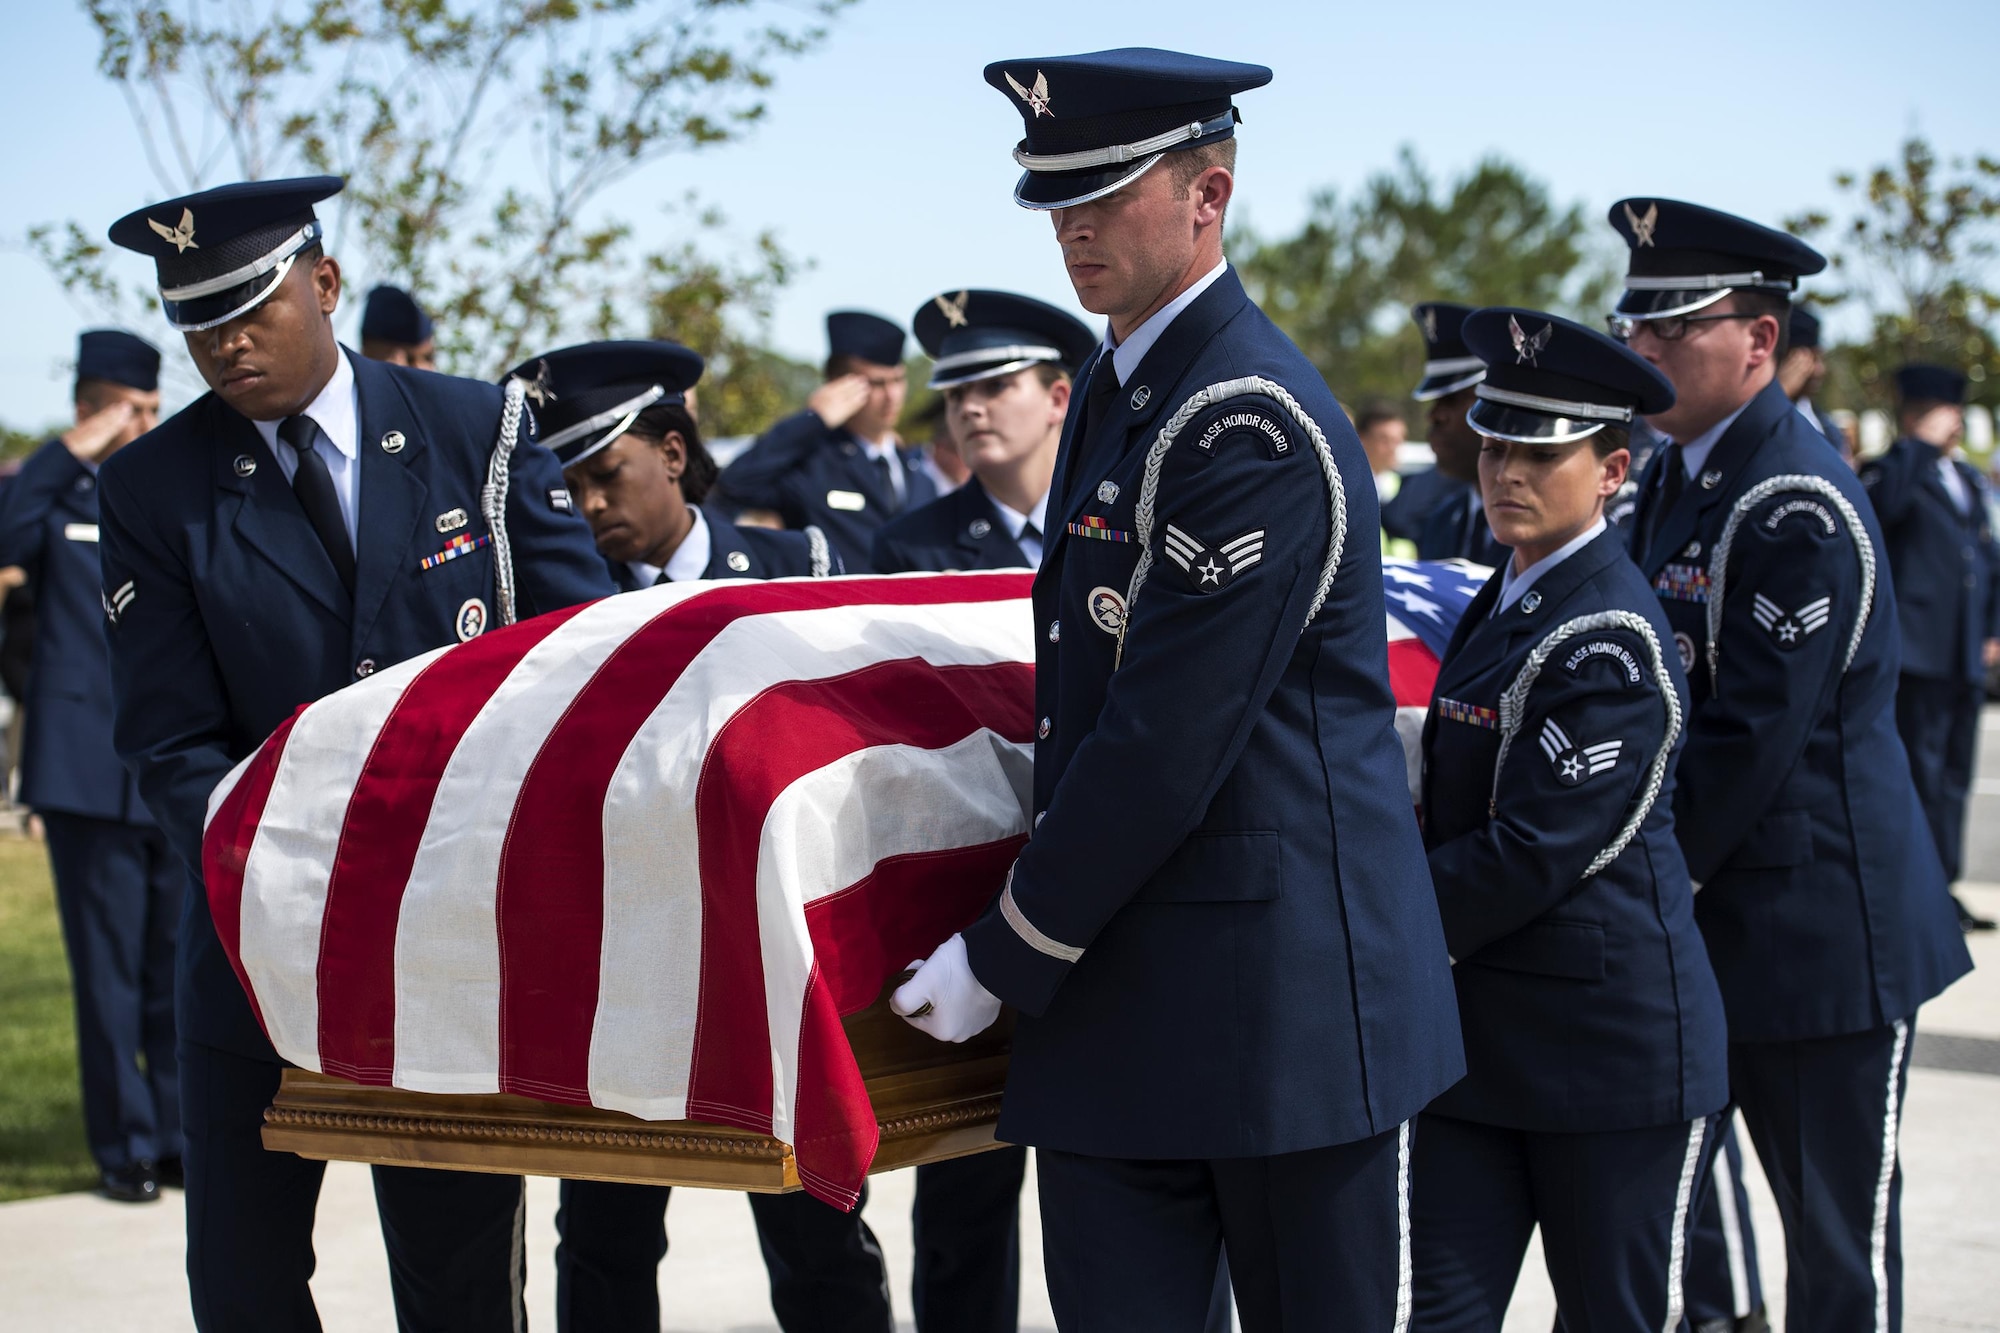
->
xmin=480 ymin=376 xmax=527 ymax=627
xmin=1116 ymin=376 xmax=1347 ymax=668
xmin=1491 ymin=610 xmax=1683 ymax=881
xmin=1705 ymin=473 xmax=1876 ymax=692
xmin=804 ymin=525 xmax=833 ymax=578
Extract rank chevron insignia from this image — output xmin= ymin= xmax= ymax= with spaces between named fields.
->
xmin=1004 ymin=69 xmax=1053 ymax=117
xmin=934 ymin=290 xmax=970 ymax=329
xmin=147 ymin=207 xmax=198 ymax=254
xmin=1540 ymin=717 xmax=1621 ymax=786
xmin=1624 ymin=200 xmax=1660 ymax=248
xmin=1751 ymin=592 xmax=1832 ymax=648
xmin=1509 ymin=314 xmax=1553 ymax=366
xmin=1162 ymin=523 xmax=1264 ymax=592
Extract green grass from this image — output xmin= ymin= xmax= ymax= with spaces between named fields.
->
xmin=0 ymin=836 xmax=98 ymax=1200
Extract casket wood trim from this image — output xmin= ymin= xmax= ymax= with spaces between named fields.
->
xmin=262 ymin=987 xmax=1012 ymax=1191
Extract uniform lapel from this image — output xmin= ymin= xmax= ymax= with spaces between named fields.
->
xmin=214 ymin=405 xmax=351 ymax=621
xmin=700 ymin=508 xmax=754 ymax=578
xmin=1641 ymin=381 xmax=1792 ymax=575
xmin=349 ymin=353 xmax=430 ymax=648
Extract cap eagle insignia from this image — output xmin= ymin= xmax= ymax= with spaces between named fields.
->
xmin=1421 ymin=308 xmax=1438 ymax=342
xmin=521 ymin=360 xmax=556 ymax=407
xmin=1624 ymin=201 xmax=1660 ymax=248
xmin=1509 ymin=315 xmax=1553 ymax=366
xmin=147 ymin=207 xmax=198 ymax=254
xmin=1005 ymin=70 xmax=1053 ymax=118
xmin=934 ymin=290 xmax=970 ymax=329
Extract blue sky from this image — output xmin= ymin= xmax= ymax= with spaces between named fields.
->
xmin=2 ymin=0 xmax=1996 ymax=427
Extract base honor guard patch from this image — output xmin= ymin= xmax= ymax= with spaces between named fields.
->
xmin=1087 ymin=586 xmax=1126 ymax=635
xmin=1653 ymin=563 xmax=1710 ymax=604
xmin=1541 ymin=718 xmax=1621 ymax=786
xmin=1193 ymin=406 xmax=1291 ymax=458
xmin=1752 ymin=592 xmax=1831 ymax=648
xmin=421 ymin=532 xmax=493 ymax=571
xmin=1436 ymin=697 xmax=1498 ymax=730
xmin=1162 ymin=523 xmax=1264 ymax=592
xmin=1066 ymin=515 xmax=1132 ymax=543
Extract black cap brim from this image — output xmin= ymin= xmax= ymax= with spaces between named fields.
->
xmin=1014 ymin=154 xmax=1164 ymax=210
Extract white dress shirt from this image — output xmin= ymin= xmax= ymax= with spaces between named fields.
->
xmin=1671 ymin=400 xmax=1753 ymax=482
xmin=1938 ymin=454 xmax=1973 ymax=514
xmin=1106 ymin=259 xmax=1230 ymax=387
xmin=254 ymin=348 xmax=361 ymax=551
xmin=626 ymin=506 xmax=713 ymax=586
xmin=989 ymin=489 xmax=1051 ymax=569
xmin=1495 ymin=518 xmax=1607 ymax=617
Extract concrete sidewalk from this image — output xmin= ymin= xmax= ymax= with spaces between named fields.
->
xmin=4 ymin=884 xmax=1995 ymax=1331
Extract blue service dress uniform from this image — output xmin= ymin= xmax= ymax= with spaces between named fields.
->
xmin=716 ymin=410 xmax=937 ymax=572
xmin=1413 ymin=525 xmax=1729 ymax=1331
xmin=99 ymin=348 xmax=616 ymax=1332
xmin=871 ymin=477 xmax=1037 ymax=575
xmin=1626 ymin=379 xmax=1973 ymax=1332
xmin=958 ymin=266 xmax=1464 ymax=1328
xmin=0 ymin=438 xmax=182 ymax=1177
xmin=1859 ymin=436 xmax=2000 ymax=886
xmin=1418 ymin=483 xmax=1510 ymax=565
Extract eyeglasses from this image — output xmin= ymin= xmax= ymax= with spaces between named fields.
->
xmin=1607 ymin=312 xmax=1759 ymax=343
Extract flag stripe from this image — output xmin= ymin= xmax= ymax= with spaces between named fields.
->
xmin=201 ymin=709 xmax=305 ymax=1045
xmin=313 ymin=606 xmax=587 ymax=1083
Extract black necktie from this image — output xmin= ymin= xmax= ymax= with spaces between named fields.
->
xmin=871 ymin=453 xmax=901 ymax=514
xmin=1082 ymin=358 xmax=1121 ymax=436
xmin=1640 ymin=443 xmax=1686 ymax=561
xmin=277 ymin=415 xmax=356 ymax=595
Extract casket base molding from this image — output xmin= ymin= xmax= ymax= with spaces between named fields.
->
xmin=262 ymin=993 xmax=1012 ymax=1191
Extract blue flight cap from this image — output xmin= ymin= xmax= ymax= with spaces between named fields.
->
xmin=1607 ymin=198 xmax=1825 ymax=334
xmin=1462 ymin=307 xmax=1675 ymax=445
xmin=1409 ymin=302 xmax=1485 ymax=402
xmin=912 ymin=289 xmax=1098 ymax=389
xmin=826 ymin=311 xmax=905 ymax=367
xmin=503 ymin=340 xmax=705 ymax=468
xmin=108 ymin=176 xmax=343 ymax=333
xmin=1893 ymin=363 xmax=1967 ymax=406
xmin=75 ymin=329 xmax=161 ymax=392
xmin=361 ymin=285 xmax=434 ymax=346
xmin=983 ymin=48 xmax=1272 ymax=210
xmin=1787 ymin=305 xmax=1822 ymax=351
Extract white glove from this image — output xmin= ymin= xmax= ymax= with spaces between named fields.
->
xmin=890 ymin=933 xmax=1002 ymax=1043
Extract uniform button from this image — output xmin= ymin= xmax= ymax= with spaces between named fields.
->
xmin=356 ymin=659 xmax=377 ymax=678
xmin=1048 ymin=620 xmax=1061 ymax=643
xmin=1037 ymin=717 xmax=1051 ymax=739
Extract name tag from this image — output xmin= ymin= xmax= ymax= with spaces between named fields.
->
xmin=826 ymin=489 xmax=867 ymax=512
xmin=64 ymin=523 xmax=100 ymax=544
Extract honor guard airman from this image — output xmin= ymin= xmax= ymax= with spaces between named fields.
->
xmin=501 ymin=339 xmax=880 ymax=1333
xmin=716 ymin=311 xmax=936 ymax=570
xmin=1410 ymin=308 xmax=1729 ymax=1331
xmin=99 ymin=175 xmax=616 ymax=1332
xmin=1612 ymin=198 xmax=1972 ymax=1333
xmin=358 ymin=283 xmax=437 ymax=370
xmin=0 ymin=329 xmax=181 ymax=1204
xmin=1405 ymin=301 xmax=1509 ymax=566
xmin=891 ymin=49 xmax=1463 ymax=1330
xmin=872 ymin=289 xmax=1095 ymax=579
xmin=1779 ymin=306 xmax=1850 ymax=460
xmin=1861 ymin=363 xmax=2000 ymax=932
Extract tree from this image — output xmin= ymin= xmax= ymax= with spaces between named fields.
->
xmin=30 ymin=0 xmax=850 ymax=403
xmin=1788 ymin=137 xmax=2000 ymax=412
xmin=1236 ymin=147 xmax=1617 ymax=417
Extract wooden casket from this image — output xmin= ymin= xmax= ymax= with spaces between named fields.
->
xmin=262 ymin=986 xmax=1011 ymax=1191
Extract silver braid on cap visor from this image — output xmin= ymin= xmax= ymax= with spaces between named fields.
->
xmin=1469 ymin=384 xmax=1632 ymax=443
xmin=1013 ymin=109 xmax=1237 ymax=172
xmin=927 ymin=343 xmax=1065 ymax=390
xmin=536 ymin=384 xmax=675 ymax=464
xmin=158 ymin=222 xmax=323 ymax=332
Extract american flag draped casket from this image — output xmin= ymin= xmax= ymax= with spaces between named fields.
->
xmin=204 ymin=561 xmax=1489 ymax=1207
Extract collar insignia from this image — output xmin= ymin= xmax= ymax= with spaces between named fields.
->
xmin=1624 ymin=201 xmax=1660 ymax=248
xmin=1508 ymin=315 xmax=1553 ymax=366
xmin=1421 ymin=308 xmax=1438 ymax=343
xmin=934 ymin=290 xmax=970 ymax=328
xmin=1005 ymin=69 xmax=1053 ymax=118
xmin=148 ymin=207 xmax=198 ymax=254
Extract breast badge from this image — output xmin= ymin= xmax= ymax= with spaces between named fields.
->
xmin=1087 ymin=586 xmax=1125 ymax=635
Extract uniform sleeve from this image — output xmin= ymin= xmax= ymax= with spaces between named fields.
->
xmin=714 ymin=410 xmax=824 ymax=514
xmin=0 ymin=441 xmax=86 ymax=573
xmin=869 ymin=526 xmax=916 ymax=574
xmin=1857 ymin=443 xmax=1916 ymax=528
xmin=97 ymin=461 xmax=238 ymax=874
xmin=502 ymin=436 xmax=617 ymax=618
xmin=1426 ymin=626 xmax=1674 ymax=960
xmin=961 ymin=393 xmax=1331 ymax=1014
xmin=1674 ymin=484 xmax=1865 ymax=884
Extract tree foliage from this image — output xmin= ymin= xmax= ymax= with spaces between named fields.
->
xmin=1236 ymin=148 xmax=1616 ymax=418
xmin=1788 ymin=137 xmax=2000 ymax=411
xmin=31 ymin=0 xmax=848 ymax=404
